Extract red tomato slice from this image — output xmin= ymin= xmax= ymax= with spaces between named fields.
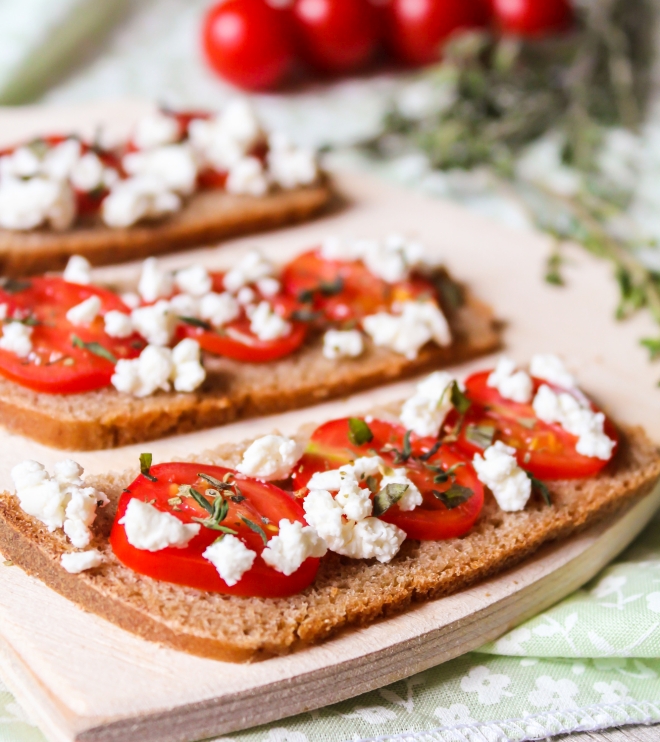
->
xmin=281 ymin=249 xmax=438 ymax=324
xmin=0 ymin=277 xmax=144 ymax=394
xmin=176 ymin=272 xmax=308 ymax=363
xmin=453 ymin=371 xmax=618 ymax=480
xmin=110 ymin=462 xmax=320 ymax=597
xmin=492 ymin=0 xmax=572 ymax=37
xmin=292 ymin=417 xmax=484 ymax=541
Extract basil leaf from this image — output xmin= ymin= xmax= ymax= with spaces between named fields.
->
xmin=139 ymin=453 xmax=157 ymax=482
xmin=450 ymin=381 xmax=471 ymax=415
xmin=433 ymin=484 xmax=473 ymax=509
xmin=372 ymin=483 xmax=409 ymax=517
xmin=527 ymin=473 xmax=552 ymax=506
xmin=465 ymin=423 xmax=496 ymax=449
xmin=240 ymin=516 xmax=268 ymax=545
xmin=71 ymin=335 xmax=117 ymax=364
xmin=365 ymin=475 xmax=379 ymax=494
xmin=348 ymin=417 xmax=374 ymax=446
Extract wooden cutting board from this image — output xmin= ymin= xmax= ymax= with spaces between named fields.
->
xmin=0 ymin=101 xmax=659 ymax=742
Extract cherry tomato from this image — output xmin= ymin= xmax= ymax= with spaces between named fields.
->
xmin=281 ymin=249 xmax=438 ymax=324
xmin=111 ymin=463 xmax=320 ymax=597
xmin=202 ymin=0 xmax=297 ymax=90
xmin=0 ymin=278 xmax=144 ymax=394
xmin=176 ymin=272 xmax=308 ymax=363
xmin=293 ymin=417 xmax=484 ymax=540
xmin=492 ymin=0 xmax=572 ymax=36
xmin=453 ymin=370 xmax=618 ymax=480
xmin=292 ymin=0 xmax=380 ymax=74
xmin=385 ymin=0 xmax=491 ymax=66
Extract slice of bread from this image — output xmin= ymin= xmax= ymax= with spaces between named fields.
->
xmin=0 ymin=279 xmax=499 ymax=450
xmin=0 ymin=183 xmax=332 ymax=276
xmin=0 ymin=422 xmax=658 ymax=662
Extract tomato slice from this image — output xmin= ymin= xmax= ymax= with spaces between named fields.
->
xmin=0 ymin=277 xmax=144 ymax=394
xmin=453 ymin=371 xmax=618 ymax=480
xmin=176 ymin=272 xmax=308 ymax=363
xmin=110 ymin=463 xmax=320 ymax=597
xmin=292 ymin=417 xmax=484 ymax=541
xmin=281 ymin=249 xmax=438 ymax=324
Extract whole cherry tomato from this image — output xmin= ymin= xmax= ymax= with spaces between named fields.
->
xmin=491 ymin=0 xmax=572 ymax=36
xmin=385 ymin=0 xmax=491 ymax=66
xmin=202 ymin=0 xmax=297 ymax=90
xmin=292 ymin=0 xmax=381 ymax=74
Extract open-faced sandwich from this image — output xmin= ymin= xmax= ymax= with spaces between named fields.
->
xmin=0 ymin=234 xmax=498 ymax=448
xmin=0 ymin=101 xmax=331 ymax=275
xmin=0 ymin=356 xmax=657 ymax=661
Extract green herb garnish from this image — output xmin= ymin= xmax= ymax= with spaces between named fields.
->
xmin=139 ymin=453 xmax=157 ymax=482
xmin=348 ymin=417 xmax=374 ymax=446
xmin=1 ymin=279 xmax=31 ymax=294
xmin=291 ymin=308 xmax=322 ymax=323
xmin=198 ymin=472 xmax=234 ymax=491
xmin=433 ymin=484 xmax=474 ymax=509
xmin=432 ymin=462 xmax=465 ymax=485
xmin=179 ymin=316 xmax=212 ymax=331
xmin=418 ymin=440 xmax=442 ymax=461
xmin=372 ymin=483 xmax=409 ymax=517
xmin=527 ymin=473 xmax=552 ymax=506
xmin=465 ymin=423 xmax=496 ymax=449
xmin=391 ymin=430 xmax=412 ymax=464
xmin=319 ymin=277 xmax=344 ymax=296
xmin=450 ymin=381 xmax=471 ymax=415
xmin=71 ymin=335 xmax=117 ymax=364
xmin=240 ymin=516 xmax=268 ymax=544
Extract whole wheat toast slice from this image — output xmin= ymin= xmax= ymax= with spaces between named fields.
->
xmin=0 ymin=183 xmax=332 ymax=276
xmin=0 ymin=281 xmax=499 ymax=450
xmin=0 ymin=423 xmax=658 ymax=662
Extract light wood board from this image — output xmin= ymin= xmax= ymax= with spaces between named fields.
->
xmin=0 ymin=101 xmax=659 ymax=742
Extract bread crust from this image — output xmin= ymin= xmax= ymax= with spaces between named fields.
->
xmin=0 ymin=424 xmax=658 ymax=663
xmin=0 ymin=284 xmax=500 ymax=450
xmin=0 ymin=183 xmax=332 ymax=276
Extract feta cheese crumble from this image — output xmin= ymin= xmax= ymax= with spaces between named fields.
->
xmin=236 ymin=435 xmax=302 ymax=480
xmin=267 ymin=133 xmax=318 ymax=189
xmin=400 ymin=370 xmax=456 ymax=437
xmin=199 ymin=291 xmax=240 ymax=327
xmin=0 ymin=177 xmax=76 ymax=231
xmin=122 ymin=144 xmax=198 ymax=196
xmin=119 ymin=498 xmax=200 ymax=551
xmin=247 ymin=301 xmax=291 ymax=341
xmin=322 ymin=329 xmax=364 ymax=360
xmin=0 ymin=322 xmax=33 ymax=357
xmin=472 ymin=441 xmax=531 ymax=512
xmin=65 ymin=295 xmax=102 ymax=326
xmin=529 ymin=353 xmax=576 ymax=389
xmin=223 ymin=250 xmax=274 ymax=293
xmin=379 ymin=469 xmax=423 ymax=511
xmin=174 ymin=264 xmax=212 ymax=297
xmin=133 ymin=113 xmax=181 ymax=150
xmin=102 ymin=176 xmax=181 ymax=228
xmin=203 ymin=535 xmax=256 ymax=586
xmin=362 ymin=300 xmax=451 ymax=359
xmin=532 ymin=385 xmax=615 ymax=460
xmin=131 ymin=300 xmax=177 ymax=346
xmin=104 ymin=310 xmax=134 ymax=338
xmin=226 ymin=157 xmax=269 ymax=197
xmin=487 ymin=356 xmax=533 ymax=404
xmin=63 ymin=255 xmax=92 ymax=285
xmin=261 ymin=519 xmax=327 ymax=575
xmin=60 ymin=549 xmax=104 ymax=574
xmin=138 ymin=257 xmax=174 ymax=303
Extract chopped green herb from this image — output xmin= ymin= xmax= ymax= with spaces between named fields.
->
xmin=298 ymin=288 xmax=315 ymax=304
xmin=465 ymin=423 xmax=496 ymax=449
xmin=450 ymin=381 xmax=471 ymax=415
xmin=319 ymin=277 xmax=344 ymax=296
xmin=229 ymin=494 xmax=246 ymax=503
xmin=432 ymin=462 xmax=465 ymax=485
xmin=348 ymin=417 xmax=374 ymax=446
xmin=517 ymin=417 xmax=537 ymax=430
xmin=641 ymin=337 xmax=660 ymax=360
xmin=71 ymin=335 xmax=117 ymax=364
xmin=418 ymin=441 xmax=442 ymax=461
xmin=372 ymin=482 xmax=409 ymax=517
xmin=291 ymin=308 xmax=322 ymax=322
xmin=527 ymin=472 xmax=552 ymax=506
xmin=365 ymin=475 xmax=379 ymax=494
xmin=139 ymin=453 xmax=157 ymax=482
xmin=545 ymin=249 xmax=565 ymax=287
xmin=0 ymin=278 xmax=31 ymax=294
xmin=393 ymin=430 xmax=413 ymax=464
xmin=179 ymin=316 xmax=212 ymax=331
xmin=168 ymin=496 xmax=182 ymax=507
xmin=188 ymin=487 xmax=214 ymax=515
xmin=433 ymin=274 xmax=464 ymax=311
xmin=192 ymin=518 xmax=238 ymax=535
xmin=240 ymin=516 xmax=268 ymax=544
xmin=433 ymin=484 xmax=474 ymax=509
xmin=198 ymin=472 xmax=234 ymax=491
xmin=7 ymin=316 xmax=40 ymax=326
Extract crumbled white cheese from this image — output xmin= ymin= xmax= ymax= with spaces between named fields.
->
xmin=169 ymin=293 xmax=200 ymax=319
xmin=237 ymin=287 xmax=256 ymax=305
xmin=323 ymin=329 xmax=364 ymax=360
xmin=133 ymin=113 xmax=181 ymax=150
xmin=473 ymin=441 xmax=531 ymax=512
xmin=120 ymin=292 xmax=141 ymax=310
xmin=267 ymin=133 xmax=318 ymax=189
xmin=65 ymin=295 xmax=102 ymax=326
xmin=60 ymin=549 xmax=104 ymax=574
xmin=334 ymin=476 xmax=374 ymax=521
xmin=487 ymin=356 xmax=533 ymax=404
xmin=0 ymin=322 xmax=33 ymax=357
xmin=226 ymin=157 xmax=269 ymax=197
xmin=199 ymin=291 xmax=240 ymax=327
xmin=307 ymin=456 xmax=382 ymax=492
xmin=70 ymin=152 xmax=106 ymax=192
xmin=320 ymin=235 xmax=361 ymax=262
xmin=174 ymin=265 xmax=212 ymax=297
xmin=122 ymin=144 xmax=198 ymax=195
xmin=102 ymin=175 xmax=181 ymax=228
xmin=261 ymin=519 xmax=327 ymax=576
xmin=400 ymin=370 xmax=455 ymax=437
xmin=119 ymin=498 xmax=200 ymax=552
xmin=247 ymin=301 xmax=291 ymax=341
xmin=0 ymin=146 xmax=41 ymax=179
xmin=256 ymin=277 xmax=281 ymax=297
xmin=236 ymin=434 xmax=301 ymax=481
xmin=111 ymin=339 xmax=206 ymax=397
xmin=63 ymin=255 xmax=92 ymax=285
xmin=221 ymin=99 xmax=263 ymax=150
xmin=11 ymin=459 xmax=108 ymax=547
xmin=42 ymin=139 xmax=82 ymax=181
xmin=203 ymin=535 xmax=256 ymax=586
xmin=0 ymin=176 xmax=76 ymax=231
xmin=532 ymin=384 xmax=615 ymax=460
xmin=0 ymin=304 xmax=7 ymax=321
xmin=529 ymin=353 xmax=576 ymax=389
xmin=104 ymin=310 xmax=134 ymax=338
xmin=380 ymin=468 xmax=423 ymax=512
xmin=362 ymin=300 xmax=451 ymax=359
xmin=131 ymin=300 xmax=177 ymax=346
xmin=223 ymin=250 xmax=274 ymax=292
